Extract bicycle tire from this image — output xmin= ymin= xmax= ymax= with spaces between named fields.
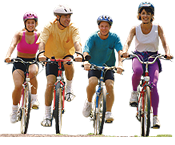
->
xmin=94 ymin=88 xmax=106 ymax=135
xmin=54 ymin=82 xmax=63 ymax=134
xmin=141 ymin=86 xmax=150 ymax=137
xmin=20 ymin=82 xmax=31 ymax=134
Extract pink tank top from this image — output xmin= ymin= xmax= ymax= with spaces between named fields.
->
xmin=17 ymin=31 xmax=38 ymax=54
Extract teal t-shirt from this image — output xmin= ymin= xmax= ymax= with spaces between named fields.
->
xmin=83 ymin=31 xmax=123 ymax=66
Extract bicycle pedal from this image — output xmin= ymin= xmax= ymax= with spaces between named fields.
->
xmin=152 ymin=126 xmax=160 ymax=132
xmin=105 ymin=120 xmax=113 ymax=123
xmin=32 ymin=106 xmax=39 ymax=110
xmin=130 ymin=102 xmax=138 ymax=107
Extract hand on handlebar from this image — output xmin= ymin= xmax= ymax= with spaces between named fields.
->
xmin=74 ymin=54 xmax=83 ymax=62
xmin=121 ymin=51 xmax=130 ymax=58
xmin=165 ymin=54 xmax=173 ymax=60
xmin=4 ymin=56 xmax=12 ymax=63
xmin=116 ymin=66 xmax=124 ymax=74
xmin=83 ymin=61 xmax=91 ymax=71
xmin=38 ymin=54 xmax=47 ymax=62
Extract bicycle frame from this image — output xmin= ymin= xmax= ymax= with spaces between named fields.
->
xmin=51 ymin=58 xmax=71 ymax=113
xmin=95 ymin=67 xmax=105 ymax=108
xmin=137 ymin=63 xmax=152 ymax=115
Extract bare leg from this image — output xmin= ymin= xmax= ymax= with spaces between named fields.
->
xmin=45 ymin=75 xmax=56 ymax=106
xmin=29 ymin=64 xmax=38 ymax=94
xmin=105 ymin=79 xmax=114 ymax=112
xmin=12 ymin=70 xmax=24 ymax=105
xmin=86 ymin=77 xmax=98 ymax=102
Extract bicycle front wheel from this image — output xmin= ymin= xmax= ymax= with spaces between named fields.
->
xmin=141 ymin=86 xmax=151 ymax=137
xmin=20 ymin=82 xmax=31 ymax=134
xmin=54 ymin=82 xmax=63 ymax=134
xmin=94 ymin=88 xmax=106 ymax=135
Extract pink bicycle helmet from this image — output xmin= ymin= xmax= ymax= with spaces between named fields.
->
xmin=23 ymin=12 xmax=38 ymax=23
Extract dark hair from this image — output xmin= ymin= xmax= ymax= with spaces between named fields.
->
xmin=98 ymin=21 xmax=111 ymax=26
xmin=138 ymin=7 xmax=154 ymax=22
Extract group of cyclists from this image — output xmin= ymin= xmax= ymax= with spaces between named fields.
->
xmin=5 ymin=2 xmax=173 ymax=131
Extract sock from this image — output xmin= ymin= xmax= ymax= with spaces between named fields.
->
xmin=66 ymin=80 xmax=72 ymax=92
xmin=45 ymin=105 xmax=51 ymax=119
xmin=12 ymin=105 xmax=18 ymax=113
xmin=31 ymin=94 xmax=38 ymax=101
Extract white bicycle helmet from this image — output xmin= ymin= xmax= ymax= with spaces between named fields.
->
xmin=53 ymin=4 xmax=73 ymax=16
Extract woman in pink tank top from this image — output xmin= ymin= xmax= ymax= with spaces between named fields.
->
xmin=5 ymin=12 xmax=40 ymax=123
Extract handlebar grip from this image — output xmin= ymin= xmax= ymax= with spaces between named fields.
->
xmin=85 ymin=55 xmax=91 ymax=61
xmin=75 ymin=52 xmax=84 ymax=61
xmin=164 ymin=55 xmax=174 ymax=59
xmin=51 ymin=56 xmax=55 ymax=59
xmin=37 ymin=50 xmax=45 ymax=61
xmin=121 ymin=55 xmax=131 ymax=58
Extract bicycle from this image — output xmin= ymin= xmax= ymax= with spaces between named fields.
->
xmin=37 ymin=51 xmax=86 ymax=134
xmin=122 ymin=52 xmax=173 ymax=137
xmin=83 ymin=64 xmax=117 ymax=135
xmin=5 ymin=58 xmax=37 ymax=134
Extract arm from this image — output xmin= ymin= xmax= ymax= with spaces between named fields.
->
xmin=158 ymin=25 xmax=172 ymax=59
xmin=82 ymin=35 xmax=94 ymax=70
xmin=122 ymin=26 xmax=136 ymax=58
xmin=74 ymin=41 xmax=83 ymax=62
xmin=118 ymin=50 xmax=123 ymax=68
xmin=5 ymin=31 xmax=21 ymax=62
xmin=36 ymin=24 xmax=51 ymax=61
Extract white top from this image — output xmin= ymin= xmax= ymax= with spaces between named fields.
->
xmin=135 ymin=24 xmax=159 ymax=52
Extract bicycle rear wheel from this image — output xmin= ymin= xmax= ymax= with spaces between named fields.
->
xmin=94 ymin=88 xmax=106 ymax=135
xmin=54 ymin=82 xmax=63 ymax=134
xmin=20 ymin=82 xmax=31 ymax=134
xmin=141 ymin=86 xmax=150 ymax=137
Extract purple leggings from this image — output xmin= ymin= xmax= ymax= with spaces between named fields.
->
xmin=132 ymin=58 xmax=159 ymax=116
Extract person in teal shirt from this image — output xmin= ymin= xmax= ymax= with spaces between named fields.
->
xmin=82 ymin=15 xmax=123 ymax=123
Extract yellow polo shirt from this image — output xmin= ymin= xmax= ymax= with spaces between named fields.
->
xmin=36 ymin=19 xmax=81 ymax=59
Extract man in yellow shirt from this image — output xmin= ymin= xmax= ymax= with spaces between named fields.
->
xmin=37 ymin=5 xmax=82 ymax=126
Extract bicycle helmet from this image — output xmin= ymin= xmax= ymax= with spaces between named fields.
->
xmin=23 ymin=12 xmax=38 ymax=32
xmin=138 ymin=2 xmax=154 ymax=15
xmin=23 ymin=12 xmax=38 ymax=23
xmin=53 ymin=5 xmax=73 ymax=28
xmin=53 ymin=4 xmax=73 ymax=16
xmin=97 ymin=15 xmax=113 ymax=26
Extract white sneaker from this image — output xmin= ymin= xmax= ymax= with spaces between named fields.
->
xmin=82 ymin=100 xmax=92 ymax=117
xmin=31 ymin=99 xmax=40 ymax=109
xmin=105 ymin=112 xmax=114 ymax=123
xmin=130 ymin=91 xmax=138 ymax=107
xmin=65 ymin=85 xmax=75 ymax=102
xmin=152 ymin=116 xmax=160 ymax=129
xmin=10 ymin=111 xmax=18 ymax=123
xmin=41 ymin=117 xmax=52 ymax=127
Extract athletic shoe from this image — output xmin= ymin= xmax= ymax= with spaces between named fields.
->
xmin=41 ymin=118 xmax=52 ymax=127
xmin=10 ymin=111 xmax=18 ymax=123
xmin=105 ymin=112 xmax=114 ymax=123
xmin=130 ymin=91 xmax=138 ymax=107
xmin=82 ymin=99 xmax=92 ymax=117
xmin=31 ymin=99 xmax=40 ymax=109
xmin=152 ymin=116 xmax=160 ymax=129
xmin=65 ymin=85 xmax=75 ymax=102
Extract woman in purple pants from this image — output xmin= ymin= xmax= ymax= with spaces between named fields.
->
xmin=122 ymin=2 xmax=172 ymax=128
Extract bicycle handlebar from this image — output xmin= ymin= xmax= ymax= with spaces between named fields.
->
xmin=5 ymin=57 xmax=37 ymax=65
xmin=42 ymin=58 xmax=73 ymax=66
xmin=122 ymin=53 xmax=173 ymax=64
xmin=86 ymin=64 xmax=118 ymax=73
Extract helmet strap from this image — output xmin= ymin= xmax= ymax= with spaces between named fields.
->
xmin=58 ymin=16 xmax=67 ymax=28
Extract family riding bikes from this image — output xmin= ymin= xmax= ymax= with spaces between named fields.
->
xmin=5 ymin=2 xmax=173 ymax=136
